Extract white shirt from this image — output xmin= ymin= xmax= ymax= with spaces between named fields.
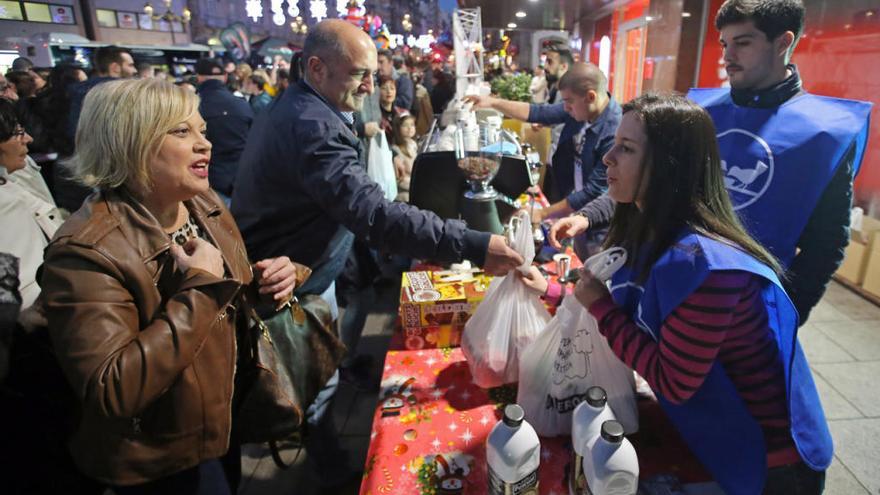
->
xmin=0 ymin=157 xmax=66 ymax=307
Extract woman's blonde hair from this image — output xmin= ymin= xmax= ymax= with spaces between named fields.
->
xmin=68 ymin=78 xmax=199 ymax=192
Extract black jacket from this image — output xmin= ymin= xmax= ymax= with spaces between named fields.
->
xmin=231 ymin=81 xmax=490 ymax=294
xmin=197 ymin=79 xmax=254 ymax=196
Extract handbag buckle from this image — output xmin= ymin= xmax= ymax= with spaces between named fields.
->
xmin=291 ymin=296 xmax=307 ymax=325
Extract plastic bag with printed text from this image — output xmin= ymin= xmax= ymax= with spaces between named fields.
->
xmin=517 ymin=247 xmax=638 ymax=436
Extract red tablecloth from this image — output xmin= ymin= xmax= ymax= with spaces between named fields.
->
xmin=359 ymin=347 xmax=711 ymax=495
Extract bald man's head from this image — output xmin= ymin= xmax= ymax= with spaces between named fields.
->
xmin=302 ymin=19 xmax=378 ymax=112
xmin=557 ymin=63 xmax=607 ymax=96
xmin=304 ymin=19 xmax=373 ymax=67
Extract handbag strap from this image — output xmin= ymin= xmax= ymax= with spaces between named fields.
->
xmin=269 ymin=433 xmax=304 ymax=469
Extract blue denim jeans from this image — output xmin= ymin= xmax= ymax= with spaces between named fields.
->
xmin=303 ymin=282 xmax=351 ymax=480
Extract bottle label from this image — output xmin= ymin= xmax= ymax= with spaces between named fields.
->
xmin=488 ymin=465 xmax=539 ymax=495
xmin=569 ymin=452 xmax=587 ymax=494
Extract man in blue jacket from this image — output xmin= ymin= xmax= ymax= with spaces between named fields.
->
xmin=195 ymin=58 xmax=254 ymax=205
xmin=378 ymin=49 xmax=413 ymax=111
xmin=465 ymin=63 xmax=621 ymax=255
xmin=232 ymin=19 xmax=523 ymax=491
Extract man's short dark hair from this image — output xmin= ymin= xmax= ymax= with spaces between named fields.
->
xmin=715 ymin=0 xmax=805 ymax=43
xmin=93 ymin=46 xmax=131 ymax=75
xmin=377 ymin=49 xmax=393 ymax=62
xmin=547 ymin=47 xmax=574 ymax=67
xmin=11 ymin=57 xmax=33 ymax=72
xmin=250 ymin=74 xmax=266 ymax=88
xmin=5 ymin=71 xmax=37 ymax=98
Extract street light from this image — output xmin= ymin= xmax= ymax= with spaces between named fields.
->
xmin=143 ymin=0 xmax=191 ymax=24
xmin=144 ymin=0 xmax=191 ymax=44
xmin=290 ymin=16 xmax=308 ymax=35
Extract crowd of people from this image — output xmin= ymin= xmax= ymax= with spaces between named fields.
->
xmin=0 ymin=0 xmax=872 ymax=494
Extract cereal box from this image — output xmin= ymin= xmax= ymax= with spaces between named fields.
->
xmin=398 ymin=270 xmax=492 ymax=349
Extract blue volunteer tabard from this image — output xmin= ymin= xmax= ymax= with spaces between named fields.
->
xmin=608 ymin=231 xmax=833 ymax=495
xmin=688 ymin=88 xmax=872 ymax=265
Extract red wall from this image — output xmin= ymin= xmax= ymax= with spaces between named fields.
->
xmin=797 ymin=21 xmax=880 ymax=205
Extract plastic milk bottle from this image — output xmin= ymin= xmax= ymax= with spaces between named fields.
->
xmin=487 ymin=404 xmax=541 ymax=495
xmin=570 ymin=386 xmax=617 ymax=494
xmin=584 ymin=420 xmax=639 ymax=495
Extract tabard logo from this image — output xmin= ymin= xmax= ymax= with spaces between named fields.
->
xmin=717 ymin=129 xmax=775 ymax=211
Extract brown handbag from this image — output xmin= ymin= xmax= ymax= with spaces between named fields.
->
xmin=231 ymin=266 xmax=347 ymax=459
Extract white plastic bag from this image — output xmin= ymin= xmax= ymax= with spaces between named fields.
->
xmin=367 ymin=132 xmax=398 ymax=202
xmin=461 ymin=211 xmax=551 ymax=388
xmin=517 ymin=248 xmax=639 ymax=436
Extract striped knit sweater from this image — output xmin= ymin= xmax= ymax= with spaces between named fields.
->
xmin=589 ymin=270 xmax=801 ymax=467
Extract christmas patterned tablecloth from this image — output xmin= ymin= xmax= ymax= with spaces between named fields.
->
xmin=359 ymin=347 xmax=711 ymax=495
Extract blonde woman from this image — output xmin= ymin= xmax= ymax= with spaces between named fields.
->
xmin=40 ymin=78 xmax=299 ymax=494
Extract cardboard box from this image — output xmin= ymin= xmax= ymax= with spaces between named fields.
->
xmin=836 ymin=216 xmax=880 ymax=285
xmin=398 ymin=270 xmax=492 ymax=350
xmin=862 ymin=234 xmax=880 ymax=298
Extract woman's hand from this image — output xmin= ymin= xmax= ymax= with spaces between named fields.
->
xmin=171 ymin=238 xmax=224 ymax=278
xmin=517 ymin=265 xmax=549 ymax=295
xmin=254 ymin=256 xmax=298 ymax=302
xmin=574 ymin=268 xmax=609 ymax=308
xmin=549 ymin=215 xmax=589 ymax=249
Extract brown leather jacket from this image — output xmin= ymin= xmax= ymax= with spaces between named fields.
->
xmin=40 ymin=189 xmax=253 ymax=485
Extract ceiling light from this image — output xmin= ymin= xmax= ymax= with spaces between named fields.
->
xmin=507 ymin=22 xmax=517 ymax=29
xmin=515 ymin=11 xmax=526 ymax=18
xmin=682 ymin=12 xmax=691 ymax=18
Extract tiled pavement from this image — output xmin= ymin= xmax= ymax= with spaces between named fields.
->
xmin=239 ymin=280 xmax=880 ymax=494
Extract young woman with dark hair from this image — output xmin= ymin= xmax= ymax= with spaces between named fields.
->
xmin=574 ymin=93 xmax=830 ymax=495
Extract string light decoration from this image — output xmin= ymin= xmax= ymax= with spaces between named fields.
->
xmin=271 ymin=0 xmax=286 ymax=25
xmin=290 ymin=15 xmax=308 ymax=34
xmin=245 ymin=0 xmax=263 ymax=22
xmin=310 ymin=0 xmax=328 ymax=21
xmin=287 ymin=0 xmax=300 ymax=17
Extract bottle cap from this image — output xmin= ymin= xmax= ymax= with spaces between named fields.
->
xmin=586 ymin=386 xmax=607 ymax=408
xmin=600 ymin=420 xmax=625 ymax=443
xmin=503 ymin=404 xmax=525 ymax=428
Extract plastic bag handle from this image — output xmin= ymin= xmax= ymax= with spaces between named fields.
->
xmin=583 ymin=247 xmax=628 ymax=282
xmin=507 ymin=214 xmax=523 ymax=246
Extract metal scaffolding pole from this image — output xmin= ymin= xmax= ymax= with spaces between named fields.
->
xmin=453 ymin=7 xmax=484 ymax=99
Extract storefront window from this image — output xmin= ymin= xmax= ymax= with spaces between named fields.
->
xmin=0 ymin=1 xmax=24 ymax=20
xmin=22 ymin=2 xmax=50 ymax=22
xmin=95 ymin=8 xmax=116 ymax=28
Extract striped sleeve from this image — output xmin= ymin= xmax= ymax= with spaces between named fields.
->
xmin=588 ymin=271 xmax=752 ymax=404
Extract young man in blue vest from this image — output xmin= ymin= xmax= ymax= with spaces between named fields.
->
xmin=551 ymin=0 xmax=872 ymax=325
